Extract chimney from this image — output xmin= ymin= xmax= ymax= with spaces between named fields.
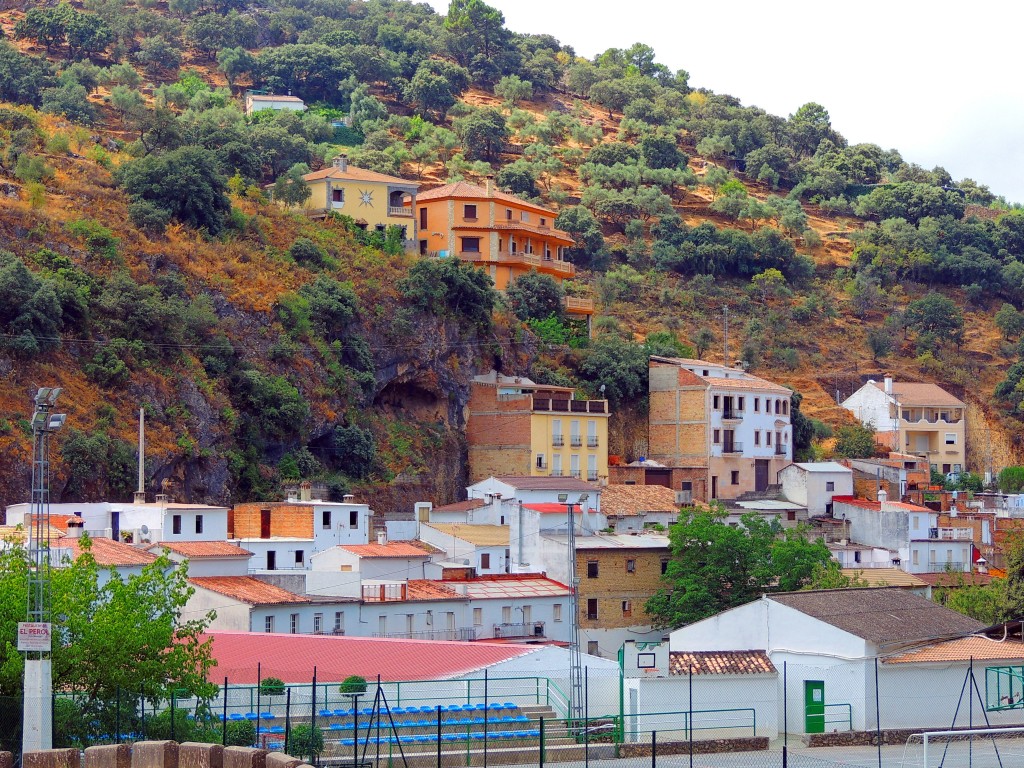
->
xmin=485 ymin=175 xmax=494 ymax=198
xmin=377 ymin=529 xmax=387 ymax=546
xmin=333 ymin=154 xmax=348 ymax=172
xmin=343 ymin=494 xmax=355 ymax=503
xmin=884 ymin=376 xmax=893 ymax=395
xmin=877 ymin=488 xmax=888 ymax=504
xmin=66 ymin=518 xmax=84 ymax=539
xmin=300 ymin=481 xmax=312 ymax=502
xmin=155 ymin=493 xmax=169 ymax=505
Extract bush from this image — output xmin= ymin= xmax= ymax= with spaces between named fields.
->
xmin=128 ymin=201 xmax=172 ymax=235
xmin=288 ymin=724 xmax=324 ymax=761
xmin=505 ymin=271 xmax=564 ymax=321
xmin=999 ymin=466 xmax=1024 ymax=493
xmin=288 ymin=237 xmax=326 ymax=267
xmin=835 ymin=423 xmax=878 ymax=458
xmin=339 ymin=675 xmax=367 ymax=694
xmin=259 ymin=677 xmax=286 ymax=696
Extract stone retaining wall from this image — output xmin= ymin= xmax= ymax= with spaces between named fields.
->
xmin=804 ymin=725 xmax=1024 ymax=748
xmin=22 ymin=743 xmax=310 ymax=768
xmin=618 ymin=736 xmax=769 ymax=757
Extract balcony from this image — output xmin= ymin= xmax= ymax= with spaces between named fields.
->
xmin=564 ymin=296 xmax=595 ymax=315
xmin=587 ymin=436 xmax=599 ymax=448
xmin=925 ymin=561 xmax=966 ymax=572
xmin=722 ymin=442 xmax=744 ymax=455
xmin=587 ymin=470 xmax=599 ymax=481
xmin=458 ymin=251 xmax=575 ymax=277
xmin=775 ymin=444 xmax=787 ymax=456
xmin=928 ymin=527 xmax=974 ymax=541
xmin=721 ymin=409 xmax=742 ymax=423
xmin=550 ymin=469 xmax=563 ymax=477
xmin=552 ymin=434 xmax=564 ymax=447
xmin=570 ymin=435 xmax=582 ymax=447
xmin=493 ymin=622 xmax=545 ymax=639
xmin=387 ymin=206 xmax=413 ymax=217
xmin=532 ymin=398 xmax=608 ymax=414
xmin=374 ymin=628 xmax=477 ymax=642
xmin=570 ymin=470 xmax=582 ymax=479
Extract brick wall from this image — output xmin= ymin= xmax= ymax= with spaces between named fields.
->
xmin=576 ymin=547 xmax=669 ymax=629
xmin=466 ymin=382 xmax=534 ymax=481
xmin=232 ymin=503 xmax=314 ymax=539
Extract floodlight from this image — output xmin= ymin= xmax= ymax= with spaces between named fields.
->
xmin=31 ymin=413 xmax=48 ymax=430
xmin=578 ymin=494 xmax=589 ymax=504
xmin=47 ymin=415 xmax=66 ymax=430
xmin=34 ymin=388 xmax=54 ymax=407
xmin=557 ymin=493 xmax=568 ymax=503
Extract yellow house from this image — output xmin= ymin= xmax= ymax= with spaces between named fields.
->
xmin=466 ymin=371 xmax=610 ymax=483
xmin=297 ymin=155 xmax=420 ymax=244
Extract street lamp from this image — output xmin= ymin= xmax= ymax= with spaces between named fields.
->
xmin=23 ymin=387 xmax=66 ymax=752
xmin=558 ymin=491 xmax=588 ymax=723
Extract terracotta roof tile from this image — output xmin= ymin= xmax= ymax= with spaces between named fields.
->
xmin=840 ymin=568 xmax=927 ymax=588
xmin=405 ymin=580 xmax=460 ymax=600
xmin=203 ymin=631 xmax=539 ymax=683
xmin=151 ymin=541 xmax=253 ymax=558
xmin=302 ymin=164 xmax=417 ymax=186
xmin=190 ymin=576 xmax=309 ymax=605
xmin=417 ymin=181 xmax=554 ymax=213
xmin=600 ymin=484 xmax=680 ymax=516
xmin=871 ymin=381 xmax=965 ymax=407
xmin=433 ymin=499 xmax=488 ymax=513
xmin=704 ymin=376 xmax=791 ymax=393
xmin=915 ymin=572 xmax=994 ymax=587
xmin=54 ymin=537 xmax=159 ymax=567
xmin=670 ymin=651 xmax=776 ymax=676
xmin=340 ymin=542 xmax=432 ymax=558
xmin=0 ymin=525 xmax=66 ymax=543
xmin=884 ymin=636 xmax=1024 ymax=664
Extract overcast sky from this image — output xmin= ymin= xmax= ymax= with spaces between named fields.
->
xmin=424 ymin=0 xmax=1024 ymax=203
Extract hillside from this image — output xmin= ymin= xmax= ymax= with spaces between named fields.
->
xmin=0 ymin=0 xmax=1022 ymax=511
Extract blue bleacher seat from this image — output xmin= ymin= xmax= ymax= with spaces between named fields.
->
xmin=470 ymin=733 xmax=484 ymax=741
xmin=268 ymin=742 xmax=282 ymax=750
xmin=515 ymin=715 xmax=529 ymax=723
xmin=473 ymin=703 xmax=486 ymax=711
xmin=488 ymin=702 xmax=502 ymax=710
xmin=257 ymin=726 xmax=269 ymax=735
xmin=319 ymin=709 xmax=332 ymax=717
xmin=341 ymin=739 xmax=354 ymax=747
xmin=229 ymin=713 xmax=243 ymax=721
xmin=244 ymin=712 xmax=258 ymax=721
xmin=528 ymin=729 xmax=540 ymax=737
xmin=503 ymin=702 xmax=517 ymax=710
xmin=271 ymin=726 xmax=284 ymax=734
xmin=260 ymin=712 xmax=275 ymax=720
xmin=332 ymin=708 xmax=347 ymax=716
xmin=460 ymin=703 xmax=475 ymax=712
xmin=445 ymin=704 xmax=460 ymax=712
xmin=419 ymin=705 xmax=433 ymax=713
xmin=329 ymin=723 xmax=344 ymax=731
xmin=441 ymin=734 xmax=459 ymax=742
xmin=415 ymin=735 xmax=429 ymax=743
xmin=399 ymin=736 xmax=415 ymax=744
xmin=361 ymin=707 xmax=374 ymax=715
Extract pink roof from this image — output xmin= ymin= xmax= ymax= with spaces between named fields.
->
xmin=340 ymin=542 xmax=431 ymax=558
xmin=523 ymin=503 xmax=583 ymax=514
xmin=203 ymin=631 xmax=538 ymax=683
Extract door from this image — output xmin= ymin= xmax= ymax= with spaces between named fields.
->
xmin=260 ymin=509 xmax=271 ymax=539
xmin=805 ymin=680 xmax=825 ymax=733
xmin=755 ymin=460 xmax=770 ymax=492
xmin=646 ymin=470 xmax=671 ymax=488
xmin=110 ymin=511 xmax=120 ymax=541
xmin=711 ymin=476 xmax=718 ymax=499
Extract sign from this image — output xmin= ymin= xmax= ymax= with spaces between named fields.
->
xmin=18 ymin=622 xmax=51 ymax=652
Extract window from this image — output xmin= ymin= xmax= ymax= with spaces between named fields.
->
xmin=295 ymin=550 xmax=304 ymax=565
xmin=265 ymin=616 xmax=275 ymax=633
xmin=587 ymin=419 xmax=598 ymax=447
xmin=522 ymin=605 xmax=531 ymax=624
xmin=551 ymin=454 xmax=562 ymax=476
xmin=826 ymin=481 xmax=835 ymax=492
xmin=737 ymin=396 xmax=745 ymax=411
xmin=521 ymin=211 xmax=529 ymax=222
xmin=340 ymin=564 xmax=353 ymax=572
xmin=587 ymin=560 xmax=599 ymax=578
xmin=661 ymin=559 xmax=669 ymax=575
xmin=313 ymin=613 xmax=323 ymax=634
xmin=587 ymin=599 xmax=598 ymax=620
xmin=713 ymin=395 xmax=720 ymax=410
xmin=626 ymin=559 xmax=636 ymax=573
xmin=754 ymin=431 xmax=761 ymax=446
xmin=505 ymin=208 xmax=512 ymax=220
xmin=912 ymin=550 xmax=919 ymax=565
xmin=713 ymin=429 xmax=721 ymax=444
xmin=731 ymin=470 xmax=740 ymax=485
xmin=195 ymin=515 xmax=203 ymax=534
xmin=464 ymin=203 xmax=477 ymax=219
xmin=481 ymin=552 xmax=491 ymax=569
xmin=379 ymin=616 xmax=387 ymax=635
xmin=783 ymin=401 xmax=789 ymax=415
xmin=536 ymin=453 xmax=546 ymax=469
xmin=334 ymin=611 xmax=344 ymax=633
xmin=473 ymin=608 xmax=483 ymax=626
xmin=461 ymin=237 xmax=481 ymax=253
xmin=553 ymin=604 xmax=562 ymax=622
xmin=502 ymin=606 xmax=512 ymax=623
xmin=945 ymin=433 xmax=957 ymax=445
xmin=322 ymin=510 xmax=331 ymax=529
xmin=766 ymin=432 xmax=772 ymax=446
xmin=912 ymin=516 xmax=920 ymax=530
xmin=570 ymin=453 xmax=580 ymax=478
xmin=588 ymin=641 xmax=599 ymax=656
xmin=406 ymin=614 xmax=414 ymax=634
xmin=622 ymin=600 xmax=632 ymax=617
xmin=946 ymin=549 xmax=953 ymax=562
xmin=702 ymin=369 xmax=709 ymax=377
xmin=267 ymin=551 xmax=277 ymax=570
xmin=290 ymin=613 xmax=299 ymax=634
xmin=754 ymin=397 xmax=760 ymax=412
xmin=587 ymin=454 xmax=597 ymax=481
xmin=349 ymin=510 xmax=359 ymax=529
xmin=172 ymin=515 xmax=181 ymax=535
xmin=419 ymin=207 xmax=427 ymax=228
xmin=853 ymin=551 xmax=861 ymax=564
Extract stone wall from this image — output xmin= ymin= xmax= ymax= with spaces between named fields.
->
xmin=23 ymin=743 xmax=310 ymax=768
xmin=618 ymin=736 xmax=769 ymax=757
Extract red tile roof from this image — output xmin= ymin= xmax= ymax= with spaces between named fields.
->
xmin=405 ymin=580 xmax=460 ymax=600
xmin=832 ymin=496 xmax=882 ymax=511
xmin=417 ymin=181 xmax=553 ymax=213
xmin=433 ymin=499 xmax=488 ymax=513
xmin=884 ymin=636 xmax=1024 ymax=664
xmin=340 ymin=542 xmax=432 ymax=558
xmin=523 ymin=503 xmax=583 ymax=514
xmin=190 ymin=576 xmax=308 ymax=605
xmin=302 ymin=165 xmax=416 ymax=186
xmin=601 ymin=484 xmax=679 ymax=516
xmin=151 ymin=541 xmax=253 ymax=558
xmin=670 ymin=651 xmax=776 ymax=676
xmin=915 ymin=572 xmax=994 ymax=587
xmin=871 ymin=381 xmax=965 ymax=407
xmin=54 ymin=537 xmax=159 ymax=567
xmin=203 ymin=631 xmax=540 ymax=683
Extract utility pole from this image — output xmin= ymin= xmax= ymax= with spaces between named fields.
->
xmin=135 ymin=407 xmax=146 ymax=504
xmin=22 ymin=387 xmax=66 ymax=753
xmin=722 ymin=306 xmax=729 ymax=365
xmin=559 ymin=492 xmax=588 ymax=725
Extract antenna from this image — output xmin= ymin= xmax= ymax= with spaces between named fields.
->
xmin=135 ymin=408 xmax=146 ymax=504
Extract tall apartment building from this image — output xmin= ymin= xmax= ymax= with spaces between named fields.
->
xmin=466 ymin=371 xmax=609 ymax=483
xmin=648 ymin=356 xmax=793 ymax=500
xmin=841 ymin=377 xmax=966 ymax=474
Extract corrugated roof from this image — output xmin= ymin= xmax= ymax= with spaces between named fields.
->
xmin=670 ymin=651 xmax=776 ymax=676
xmin=567 ymin=533 xmax=671 ymax=550
xmin=523 ymin=503 xmax=583 ymax=514
xmin=884 ymin=636 xmax=1024 ymax=664
xmin=190 ymin=576 xmax=309 ymax=605
xmin=249 ymin=95 xmax=304 ymax=102
xmin=769 ymin=588 xmax=984 ymax=646
xmin=340 ymin=542 xmax=432 ymax=558
xmin=433 ymin=499 xmax=488 ymax=513
xmin=53 ymin=537 xmax=158 ymax=567
xmin=424 ymin=524 xmax=510 ymax=546
xmin=150 ymin=541 xmax=253 ymax=558
xmin=841 ymin=568 xmax=927 ymax=588
xmin=494 ymin=476 xmax=597 ymax=491
xmin=871 ymin=381 xmax=965 ymax=407
xmin=302 ymin=164 xmax=416 ymax=186
xmin=203 ymin=631 xmax=540 ymax=683
xmin=600 ymin=484 xmax=679 ymax=516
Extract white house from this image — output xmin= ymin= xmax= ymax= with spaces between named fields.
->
xmin=509 ymin=502 xmax=606 ymax=574
xmin=778 ymin=462 xmax=853 ymax=515
xmin=236 ymin=537 xmax=315 ymax=572
xmin=598 ymin=484 xmax=680 ymax=533
xmin=244 ymin=93 xmax=305 ymax=115
xmin=670 ymin=588 xmax=986 ymax=734
xmin=826 ymin=542 xmax=899 ymax=570
xmin=419 ymin=523 xmax=510 ymax=574
xmin=305 ymin=537 xmax=434 ymax=597
xmin=468 ymin=476 xmax=601 ymax=513
xmin=147 ymin=540 xmax=253 ymax=577
xmin=50 ymin=534 xmax=160 ymax=586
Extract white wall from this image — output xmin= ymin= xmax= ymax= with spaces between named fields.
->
xmin=780 ymin=467 xmax=854 ymax=515
xmin=161 ymin=554 xmax=249 ymax=577
xmin=842 ymin=383 xmax=894 ymax=432
xmin=709 ymin=389 xmax=791 ymax=461
xmin=184 ymin=586 xmax=251 ymax=631
xmin=239 ymin=538 xmax=315 ymax=571
xmin=468 ymin=478 xmax=603 ymax=513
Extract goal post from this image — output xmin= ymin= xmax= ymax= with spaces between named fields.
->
xmin=904 ymin=726 xmax=1024 ymax=768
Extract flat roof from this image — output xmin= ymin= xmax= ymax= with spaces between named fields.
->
xmin=423 ymin=524 xmax=509 ymax=547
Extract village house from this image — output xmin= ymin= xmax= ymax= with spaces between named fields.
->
xmin=778 ymin=462 xmax=854 ymax=516
xmin=419 ymin=523 xmax=510 ymax=574
xmin=466 ymin=371 xmax=610 ymax=483
xmin=648 ymin=356 xmax=793 ymax=500
xmin=244 ymin=93 xmax=305 ymax=115
xmin=607 ymin=458 xmax=708 ymax=505
xmin=50 ymin=534 xmax=159 ymax=586
xmin=415 ymin=180 xmax=594 ymax=320
xmin=598 ymin=484 xmax=681 ymax=533
xmin=146 ymin=540 xmax=253 ymax=578
xmin=841 ymin=377 xmax=966 ymax=474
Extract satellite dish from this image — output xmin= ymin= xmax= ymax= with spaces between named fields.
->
xmin=140 ymin=524 xmax=150 ymax=535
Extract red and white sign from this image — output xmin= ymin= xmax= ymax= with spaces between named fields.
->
xmin=17 ymin=622 xmax=51 ymax=652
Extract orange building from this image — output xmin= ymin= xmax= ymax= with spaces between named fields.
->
xmin=415 ymin=180 xmax=593 ymax=317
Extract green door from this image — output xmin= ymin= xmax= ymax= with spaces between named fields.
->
xmin=805 ymin=680 xmax=825 ymax=733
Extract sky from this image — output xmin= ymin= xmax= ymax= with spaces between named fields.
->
xmin=424 ymin=0 xmax=1024 ymax=203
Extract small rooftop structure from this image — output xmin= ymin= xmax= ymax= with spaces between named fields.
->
xmin=600 ymin=484 xmax=680 ymax=517
xmin=669 ymin=650 xmax=776 ymax=676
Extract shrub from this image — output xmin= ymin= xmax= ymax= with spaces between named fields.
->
xmin=339 ymin=675 xmax=367 ymax=694
xmin=288 ymin=237 xmax=326 ymax=267
xmin=259 ymin=677 xmax=286 ymax=696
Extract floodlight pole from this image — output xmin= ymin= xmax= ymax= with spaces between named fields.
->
xmin=561 ymin=492 xmax=586 ymax=724
xmin=23 ymin=387 xmax=65 ymax=753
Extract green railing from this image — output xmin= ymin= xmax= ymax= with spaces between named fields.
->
xmin=597 ymin=707 xmax=758 ymax=742
xmin=823 ymin=702 xmax=853 ymax=732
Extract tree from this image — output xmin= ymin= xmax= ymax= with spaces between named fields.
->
xmin=643 ymin=331 xmax=694 ymax=358
xmin=575 ymin=335 xmax=648 ymax=408
xmin=116 ymin=147 xmax=232 ymax=235
xmin=444 ymin=0 xmax=510 ymax=70
xmin=405 ymin=59 xmax=470 ymax=119
xmin=866 ymin=327 xmax=894 ymax=360
xmin=454 ymin=108 xmax=509 ymax=161
xmin=693 ymin=328 xmax=715 ymax=358
xmin=134 ymin=37 xmax=182 ymax=79
xmin=0 ymin=42 xmax=53 ymax=106
xmin=339 ymin=675 xmax=368 ymax=694
xmin=905 ymin=292 xmax=964 ymax=344
xmin=288 ymin=725 xmax=325 ymax=761
xmin=399 ymin=258 xmax=496 ymax=333
xmin=807 ymin=560 xmax=869 ymax=590
xmin=272 ymin=163 xmax=312 ymax=207
xmin=750 ymin=268 xmax=786 ymax=300
xmin=495 ymin=161 xmax=537 ymax=197
xmin=555 ymin=205 xmax=605 ymax=269
xmin=999 ymin=467 xmax=1024 ymax=494
xmin=996 ymin=303 xmax=1024 ymax=340
xmin=216 ymin=47 xmax=255 ymax=89
xmin=494 ymin=74 xmax=533 ymax=105
xmin=505 ymin=271 xmax=564 ymax=322
xmin=835 ymin=423 xmax=878 ymax=458
xmin=646 ymin=506 xmax=830 ymax=628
